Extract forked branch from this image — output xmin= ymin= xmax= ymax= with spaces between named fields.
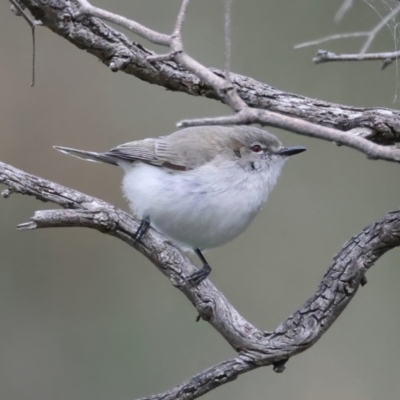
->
xmin=62 ymin=0 xmax=400 ymax=163
xmin=15 ymin=0 xmax=400 ymax=151
xmin=1 ymin=155 xmax=400 ymax=400
xmin=6 ymin=2 xmax=400 ymax=399
xmin=296 ymin=2 xmax=400 ymax=69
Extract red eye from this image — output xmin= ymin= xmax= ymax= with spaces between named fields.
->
xmin=251 ymin=145 xmax=262 ymax=153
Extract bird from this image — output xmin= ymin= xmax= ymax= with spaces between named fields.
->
xmin=54 ymin=125 xmax=306 ymax=285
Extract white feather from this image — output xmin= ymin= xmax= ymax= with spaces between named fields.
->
xmin=119 ymin=156 xmax=285 ymax=251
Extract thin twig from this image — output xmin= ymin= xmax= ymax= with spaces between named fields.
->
xmin=74 ymin=0 xmax=170 ymax=45
xmin=10 ymin=0 xmax=33 ymax=29
xmin=173 ymin=0 xmax=190 ymax=38
xmin=23 ymin=0 xmax=400 ymax=163
xmin=334 ymin=0 xmax=353 ymax=23
xmin=295 ymin=32 xmax=368 ymax=49
xmin=14 ymin=0 xmax=400 ymax=146
xmin=67 ymin=2 xmax=400 ymax=160
xmin=360 ymin=3 xmax=400 ymax=54
xmin=74 ymin=0 xmax=400 ymax=161
xmin=74 ymin=0 xmax=246 ymax=111
xmin=177 ymin=108 xmax=400 ymax=164
xmin=30 ymin=22 xmax=36 ymax=86
xmin=313 ymin=49 xmax=400 ymax=66
xmin=146 ymin=51 xmax=182 ymax=62
xmin=9 ymin=0 xmax=37 ymax=86
xmin=224 ymin=0 xmax=233 ymax=83
xmin=296 ymin=3 xmax=400 ymax=55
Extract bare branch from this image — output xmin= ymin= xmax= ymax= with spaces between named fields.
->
xmin=5 ymin=2 xmax=400 ymax=399
xmin=17 ymin=0 xmax=400 ymax=146
xmin=20 ymin=0 xmax=400 ymax=164
xmin=146 ymin=51 xmax=181 ymax=63
xmin=71 ymin=0 xmax=388 ymax=159
xmin=136 ymin=357 xmax=256 ymax=400
xmin=74 ymin=0 xmax=170 ymax=45
xmin=1 ymin=159 xmax=400 ymax=400
xmin=360 ymin=3 xmax=400 ymax=54
xmin=295 ymin=32 xmax=368 ymax=49
xmin=173 ymin=0 xmax=190 ymax=38
xmin=297 ymin=3 xmax=400 ymax=54
xmin=0 ymin=161 xmax=262 ymax=351
xmin=313 ymin=49 xmax=400 ymax=69
xmin=10 ymin=0 xmax=31 ymax=28
xmin=75 ymin=0 xmax=244 ymax=112
xmin=224 ymin=0 xmax=233 ymax=83
xmin=170 ymin=0 xmax=245 ymax=112
xmin=178 ymin=109 xmax=400 ymax=164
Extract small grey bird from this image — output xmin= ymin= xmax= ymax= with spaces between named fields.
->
xmin=55 ymin=125 xmax=305 ymax=285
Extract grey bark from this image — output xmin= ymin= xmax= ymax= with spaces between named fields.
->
xmin=1 ymin=160 xmax=399 ymax=400
xmin=5 ymin=2 xmax=400 ymax=399
xmin=16 ymin=0 xmax=400 ymax=145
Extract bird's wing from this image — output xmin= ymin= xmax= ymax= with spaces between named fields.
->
xmin=107 ymin=131 xmax=219 ymax=171
xmin=55 ymin=126 xmax=226 ymax=170
xmin=106 ymin=139 xmax=164 ymax=166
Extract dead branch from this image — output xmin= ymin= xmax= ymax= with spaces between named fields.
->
xmin=313 ymin=49 xmax=400 ymax=70
xmin=5 ymin=2 xmax=400 ymax=399
xmin=14 ymin=0 xmax=400 ymax=149
xmin=1 ymin=154 xmax=399 ymax=400
xmin=296 ymin=2 xmax=400 ymax=68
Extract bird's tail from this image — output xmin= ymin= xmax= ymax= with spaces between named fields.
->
xmin=53 ymin=146 xmax=119 ymax=166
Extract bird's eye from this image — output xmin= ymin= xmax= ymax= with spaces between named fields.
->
xmin=250 ymin=144 xmax=262 ymax=153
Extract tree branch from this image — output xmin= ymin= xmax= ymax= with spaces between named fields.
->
xmin=65 ymin=0 xmax=400 ymax=162
xmin=1 ymin=153 xmax=400 ymax=400
xmin=295 ymin=1 xmax=400 ymax=54
xmin=15 ymin=0 xmax=400 ymax=147
xmin=6 ymin=2 xmax=400 ymax=399
xmin=313 ymin=49 xmax=400 ymax=70
xmin=177 ymin=110 xmax=400 ymax=164
xmin=296 ymin=2 xmax=400 ymax=69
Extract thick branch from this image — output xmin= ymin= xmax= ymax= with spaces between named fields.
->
xmin=17 ymin=0 xmax=400 ymax=145
xmin=6 ymin=2 xmax=400 ymax=399
xmin=1 ymin=159 xmax=400 ymax=400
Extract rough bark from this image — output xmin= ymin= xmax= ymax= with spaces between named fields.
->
xmin=1 ymin=160 xmax=399 ymax=400
xmin=5 ymin=1 xmax=400 ymax=399
xmin=17 ymin=0 xmax=400 ymax=145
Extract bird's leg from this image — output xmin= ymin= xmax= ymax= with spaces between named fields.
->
xmin=134 ymin=216 xmax=150 ymax=243
xmin=185 ymin=249 xmax=212 ymax=286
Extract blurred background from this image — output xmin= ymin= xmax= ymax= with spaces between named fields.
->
xmin=1 ymin=1 xmax=400 ymax=399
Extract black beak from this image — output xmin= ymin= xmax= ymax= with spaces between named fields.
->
xmin=277 ymin=146 xmax=306 ymax=157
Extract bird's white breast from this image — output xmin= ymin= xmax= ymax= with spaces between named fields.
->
xmin=119 ymin=158 xmax=284 ymax=251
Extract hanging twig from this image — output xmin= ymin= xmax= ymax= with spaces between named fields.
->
xmin=9 ymin=0 xmax=39 ymax=86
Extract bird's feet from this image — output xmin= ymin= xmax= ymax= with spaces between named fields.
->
xmin=134 ymin=217 xmax=150 ymax=243
xmin=185 ymin=264 xmax=211 ymax=286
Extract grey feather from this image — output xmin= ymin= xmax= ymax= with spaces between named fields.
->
xmin=53 ymin=146 xmax=119 ymax=166
xmin=54 ymin=126 xmax=284 ymax=171
xmin=106 ymin=138 xmax=162 ymax=166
